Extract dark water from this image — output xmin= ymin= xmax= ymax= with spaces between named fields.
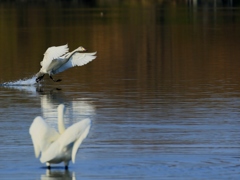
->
xmin=0 ymin=1 xmax=240 ymax=179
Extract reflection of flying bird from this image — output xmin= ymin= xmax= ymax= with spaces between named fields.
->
xmin=39 ymin=90 xmax=95 ymax=127
xmin=36 ymin=44 xmax=96 ymax=83
xmin=29 ymin=104 xmax=91 ymax=169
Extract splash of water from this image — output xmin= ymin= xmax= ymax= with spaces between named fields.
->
xmin=2 ymin=76 xmax=37 ymax=86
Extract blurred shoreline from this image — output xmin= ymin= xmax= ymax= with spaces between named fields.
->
xmin=0 ymin=0 xmax=239 ymax=8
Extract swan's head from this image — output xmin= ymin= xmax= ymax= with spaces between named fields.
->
xmin=78 ymin=46 xmax=87 ymax=52
xmin=58 ymin=104 xmax=66 ymax=114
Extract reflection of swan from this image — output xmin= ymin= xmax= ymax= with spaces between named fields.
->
xmin=29 ymin=104 xmax=91 ymax=169
xmin=36 ymin=44 xmax=97 ymax=83
xmin=39 ymin=90 xmax=95 ymax=128
xmin=41 ymin=169 xmax=76 ymax=180
xmin=0 ymin=86 xmax=96 ymax=126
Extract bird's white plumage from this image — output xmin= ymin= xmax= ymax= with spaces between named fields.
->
xmin=29 ymin=104 xmax=91 ymax=167
xmin=57 ymin=104 xmax=66 ymax=134
xmin=40 ymin=44 xmax=69 ymax=69
xmin=29 ymin=116 xmax=59 ymax=158
xmin=53 ymin=52 xmax=96 ymax=74
xmin=37 ymin=44 xmax=96 ymax=77
xmin=71 ymin=52 xmax=97 ymax=66
xmin=40 ymin=118 xmax=91 ymax=164
xmin=71 ymin=120 xmax=91 ymax=163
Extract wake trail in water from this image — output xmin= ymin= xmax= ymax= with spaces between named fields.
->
xmin=1 ymin=76 xmax=37 ymax=86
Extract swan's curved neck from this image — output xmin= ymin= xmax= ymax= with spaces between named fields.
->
xmin=58 ymin=105 xmax=66 ymax=134
xmin=65 ymin=48 xmax=81 ymax=59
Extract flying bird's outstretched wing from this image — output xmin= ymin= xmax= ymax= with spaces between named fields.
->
xmin=52 ymin=52 xmax=96 ymax=75
xmin=40 ymin=44 xmax=69 ymax=69
xmin=29 ymin=116 xmax=59 ymax=158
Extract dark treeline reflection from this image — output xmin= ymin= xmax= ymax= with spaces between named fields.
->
xmin=0 ymin=0 xmax=240 ymax=8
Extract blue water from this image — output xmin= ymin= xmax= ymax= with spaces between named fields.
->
xmin=0 ymin=81 xmax=239 ymax=179
xmin=0 ymin=1 xmax=240 ymax=179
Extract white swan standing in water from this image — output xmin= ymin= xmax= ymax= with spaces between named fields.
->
xmin=36 ymin=44 xmax=96 ymax=83
xmin=29 ymin=104 xmax=91 ymax=169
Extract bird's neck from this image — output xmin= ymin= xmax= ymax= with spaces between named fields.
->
xmin=58 ymin=109 xmax=66 ymax=134
xmin=65 ymin=48 xmax=80 ymax=59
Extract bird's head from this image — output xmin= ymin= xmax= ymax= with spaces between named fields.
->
xmin=78 ymin=46 xmax=87 ymax=52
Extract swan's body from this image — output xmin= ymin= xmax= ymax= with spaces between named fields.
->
xmin=36 ymin=44 xmax=96 ymax=82
xmin=29 ymin=104 xmax=91 ymax=169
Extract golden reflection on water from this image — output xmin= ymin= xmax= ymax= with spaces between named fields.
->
xmin=1 ymin=3 xmax=240 ymax=97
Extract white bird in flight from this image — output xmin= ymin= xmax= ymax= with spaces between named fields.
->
xmin=36 ymin=44 xmax=96 ymax=83
xmin=29 ymin=104 xmax=91 ymax=169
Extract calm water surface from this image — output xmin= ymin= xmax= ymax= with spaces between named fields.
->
xmin=0 ymin=1 xmax=240 ymax=179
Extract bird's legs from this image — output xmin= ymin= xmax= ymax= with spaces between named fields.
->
xmin=64 ymin=161 xmax=69 ymax=170
xmin=36 ymin=74 xmax=45 ymax=83
xmin=50 ymin=75 xmax=62 ymax=82
xmin=46 ymin=162 xmax=51 ymax=169
xmin=36 ymin=74 xmax=61 ymax=83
